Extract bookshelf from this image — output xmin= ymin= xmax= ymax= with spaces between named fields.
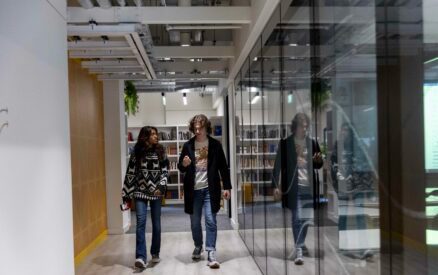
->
xmin=237 ymin=123 xmax=291 ymax=203
xmin=127 ymin=116 xmax=225 ymax=206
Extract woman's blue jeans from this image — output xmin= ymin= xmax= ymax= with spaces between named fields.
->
xmin=135 ymin=198 xmax=161 ymax=261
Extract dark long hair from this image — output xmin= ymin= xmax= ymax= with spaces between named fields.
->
xmin=134 ymin=126 xmax=165 ymax=167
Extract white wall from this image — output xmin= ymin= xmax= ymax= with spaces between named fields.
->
xmin=128 ymin=92 xmax=217 ymax=126
xmin=103 ymin=81 xmax=131 ymax=234
xmin=0 ymin=1 xmax=74 ymax=275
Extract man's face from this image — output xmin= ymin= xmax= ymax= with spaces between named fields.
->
xmin=296 ymin=120 xmax=308 ymax=137
xmin=194 ymin=122 xmax=207 ymax=139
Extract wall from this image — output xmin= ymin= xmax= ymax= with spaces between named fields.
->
xmin=103 ymin=80 xmax=130 ymax=234
xmin=0 ymin=1 xmax=74 ymax=275
xmin=128 ymin=92 xmax=216 ymax=126
xmin=68 ymin=60 xmax=107 ymax=256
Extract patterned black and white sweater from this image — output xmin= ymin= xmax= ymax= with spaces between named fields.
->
xmin=122 ymin=151 xmax=169 ymax=201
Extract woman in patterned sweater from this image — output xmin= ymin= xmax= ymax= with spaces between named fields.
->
xmin=122 ymin=126 xmax=169 ymax=269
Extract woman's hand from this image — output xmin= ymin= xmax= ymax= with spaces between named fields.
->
xmin=154 ymin=190 xmax=162 ymax=196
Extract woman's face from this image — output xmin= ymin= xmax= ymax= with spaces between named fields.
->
xmin=148 ymin=129 xmax=158 ymax=145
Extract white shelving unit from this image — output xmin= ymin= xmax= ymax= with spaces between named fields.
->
xmin=127 ymin=117 xmax=225 ymax=206
xmin=237 ymin=123 xmax=290 ymax=203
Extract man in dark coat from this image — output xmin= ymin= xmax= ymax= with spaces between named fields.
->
xmin=272 ymin=113 xmax=323 ymax=265
xmin=178 ymin=114 xmax=231 ymax=269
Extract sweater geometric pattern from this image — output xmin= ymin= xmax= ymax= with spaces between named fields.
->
xmin=122 ymin=151 xmax=168 ymax=201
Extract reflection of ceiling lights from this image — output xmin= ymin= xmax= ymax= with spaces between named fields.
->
xmin=289 ymin=43 xmax=298 ymax=46
xmin=250 ymin=87 xmax=258 ymax=93
xmin=164 ymin=57 xmax=171 ymax=61
xmin=183 ymin=93 xmax=187 ymax=105
xmin=288 ymin=91 xmax=293 ymax=104
xmin=251 ymin=92 xmax=260 ymax=104
xmin=181 ymin=44 xmax=190 ymax=47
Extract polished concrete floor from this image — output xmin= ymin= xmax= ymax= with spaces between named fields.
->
xmin=75 ymin=230 xmax=262 ymax=275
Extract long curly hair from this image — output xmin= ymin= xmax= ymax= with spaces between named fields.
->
xmin=189 ymin=114 xmax=212 ymax=135
xmin=134 ymin=126 xmax=165 ymax=166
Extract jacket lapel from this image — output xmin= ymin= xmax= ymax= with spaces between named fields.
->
xmin=207 ymin=136 xmax=213 ymax=170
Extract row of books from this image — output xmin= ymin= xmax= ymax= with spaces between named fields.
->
xmin=239 ymin=145 xmax=258 ymax=154
xmin=169 ymin=161 xmax=178 ymax=170
xmin=166 ymin=145 xmax=178 ymax=155
xmin=159 ymin=129 xmax=177 ymax=140
xmin=179 ymin=131 xmax=193 ymax=140
xmin=240 ymin=158 xmax=257 ymax=167
xmin=258 ymin=129 xmax=279 ymax=138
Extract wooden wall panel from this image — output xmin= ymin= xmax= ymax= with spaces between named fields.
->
xmin=68 ymin=60 xmax=107 ymax=256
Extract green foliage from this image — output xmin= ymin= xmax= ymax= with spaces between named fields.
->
xmin=311 ymin=79 xmax=331 ymax=110
xmin=124 ymin=81 xmax=139 ymax=116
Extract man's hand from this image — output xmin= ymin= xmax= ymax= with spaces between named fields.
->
xmin=223 ymin=190 xmax=231 ymax=200
xmin=273 ymin=188 xmax=282 ymax=201
xmin=182 ymin=155 xmax=191 ymax=167
xmin=313 ymin=152 xmax=323 ymax=163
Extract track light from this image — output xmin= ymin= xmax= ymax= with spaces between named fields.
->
xmin=251 ymin=92 xmax=260 ymax=104
xmin=288 ymin=91 xmax=293 ymax=104
xmin=162 ymin=92 xmax=166 ymax=106
xmin=183 ymin=93 xmax=187 ymax=105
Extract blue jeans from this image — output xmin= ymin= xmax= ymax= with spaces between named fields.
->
xmin=135 ymin=198 xmax=161 ymax=261
xmin=291 ymin=185 xmax=313 ymax=248
xmin=191 ymin=188 xmax=217 ymax=251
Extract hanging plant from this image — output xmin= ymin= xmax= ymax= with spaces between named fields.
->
xmin=124 ymin=81 xmax=139 ymax=116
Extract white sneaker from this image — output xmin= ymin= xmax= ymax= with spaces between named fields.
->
xmin=207 ymin=251 xmax=220 ymax=269
xmin=294 ymin=248 xmax=304 ymax=265
xmin=151 ymin=255 xmax=161 ymax=263
xmin=135 ymin=258 xmax=146 ymax=269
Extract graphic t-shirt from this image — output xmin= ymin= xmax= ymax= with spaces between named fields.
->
xmin=194 ymin=139 xmax=209 ymax=190
xmin=294 ymin=137 xmax=310 ymax=186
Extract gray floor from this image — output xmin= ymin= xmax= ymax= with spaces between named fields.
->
xmin=127 ymin=205 xmax=232 ymax=234
xmin=75 ymin=231 xmax=262 ymax=275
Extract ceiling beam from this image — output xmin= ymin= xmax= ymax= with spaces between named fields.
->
xmin=68 ymin=40 xmax=131 ymax=50
xmin=152 ymin=46 xmax=234 ymax=59
xmin=228 ymin=0 xmax=288 ymax=86
xmin=156 ymin=73 xmax=227 ymax=80
xmin=156 ymin=61 xmax=228 ymax=73
xmin=69 ymin=50 xmax=136 ymax=58
xmin=67 ymin=24 xmax=136 ymax=37
xmin=67 ymin=7 xmax=252 ymax=24
xmin=81 ymin=60 xmax=141 ymax=68
xmin=88 ymin=67 xmax=145 ymax=73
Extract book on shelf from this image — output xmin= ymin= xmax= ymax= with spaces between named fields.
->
xmin=128 ymin=132 xmax=133 ymax=141
xmin=179 ymin=131 xmax=192 ymax=141
xmin=159 ymin=128 xmax=177 ymax=141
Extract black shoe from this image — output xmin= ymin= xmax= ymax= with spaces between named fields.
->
xmin=192 ymin=246 xmax=203 ymax=260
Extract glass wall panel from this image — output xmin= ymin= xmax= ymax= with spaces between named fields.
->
xmin=249 ymin=38 xmax=267 ymax=273
xmin=280 ymin=1 xmax=318 ymax=274
xmin=262 ymin=5 xmax=287 ymax=275
xmin=311 ymin=0 xmax=380 ymax=274
xmin=241 ymin=58 xmax=255 ymax=255
xmin=236 ymin=72 xmax=245 ymax=241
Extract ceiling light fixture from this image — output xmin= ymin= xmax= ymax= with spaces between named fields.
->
xmin=251 ymin=92 xmax=260 ymax=104
xmin=288 ymin=91 xmax=293 ymax=104
xmin=183 ymin=93 xmax=187 ymax=105
xmin=162 ymin=92 xmax=166 ymax=106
